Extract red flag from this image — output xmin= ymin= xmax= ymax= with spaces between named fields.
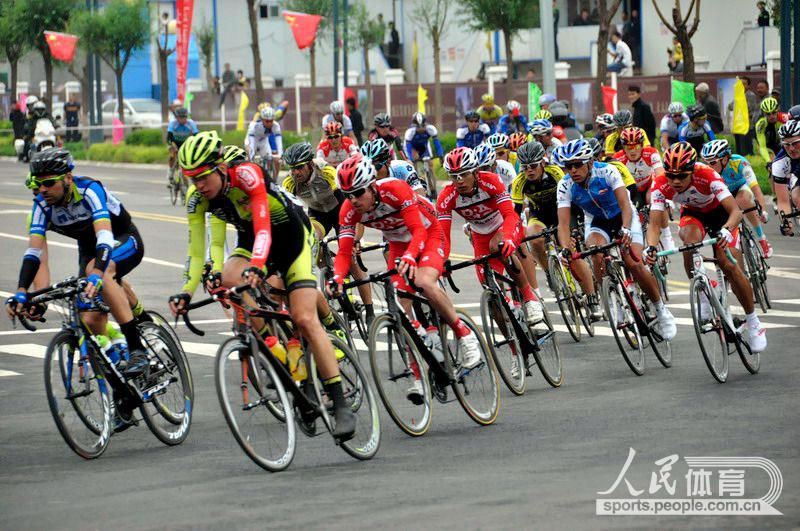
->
xmin=601 ymin=85 xmax=617 ymax=114
xmin=283 ymin=11 xmax=323 ymax=50
xmin=44 ymin=31 xmax=79 ymax=62
xmin=175 ymin=0 xmax=195 ymax=103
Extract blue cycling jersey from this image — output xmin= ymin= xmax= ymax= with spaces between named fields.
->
xmin=497 ymin=114 xmax=529 ymax=135
xmin=404 ymin=124 xmax=444 ymax=159
xmin=456 ymin=123 xmax=491 ymax=148
xmin=167 ymin=119 xmax=199 ymax=146
xmin=720 ymin=155 xmax=755 ymax=193
xmin=556 ymin=162 xmax=627 ymax=220
xmin=388 ymin=160 xmax=425 ymax=191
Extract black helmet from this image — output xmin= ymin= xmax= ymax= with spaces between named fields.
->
xmin=516 ymin=141 xmax=545 ymax=165
xmin=613 ymin=109 xmax=632 ymax=127
xmin=686 ymin=103 xmax=706 ymax=120
xmin=30 ymin=148 xmax=74 ymax=177
xmin=788 ymin=104 xmax=800 ymax=120
xmin=174 ymin=107 xmax=189 ymax=118
xmin=373 ymin=112 xmax=392 ymax=127
xmin=282 ymin=142 xmax=314 ymax=167
xmin=586 ymin=137 xmax=603 ymax=158
xmin=465 ymin=110 xmax=480 ymax=121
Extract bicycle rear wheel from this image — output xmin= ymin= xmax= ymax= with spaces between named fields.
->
xmin=736 ymin=325 xmax=761 ymax=375
xmin=640 ymin=300 xmax=672 ymax=368
xmin=741 ymin=227 xmax=767 ymax=313
xmin=480 ymin=290 xmax=525 ymax=395
xmin=689 ymin=277 xmax=729 ymax=383
xmin=215 ymin=338 xmax=295 ymax=472
xmin=528 ymin=314 xmax=564 ymax=388
xmin=44 ymin=330 xmax=112 ymax=459
xmin=368 ymin=314 xmax=432 ymax=437
xmin=602 ymin=276 xmax=645 ymax=376
xmin=547 ymin=256 xmax=581 ymax=343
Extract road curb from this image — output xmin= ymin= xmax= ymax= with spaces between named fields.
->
xmin=0 ymin=155 xmax=168 ymax=171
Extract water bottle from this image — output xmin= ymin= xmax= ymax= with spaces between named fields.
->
xmin=264 ymin=336 xmax=288 ymax=365
xmin=95 ymin=334 xmax=127 ymax=365
xmin=287 ymin=339 xmax=307 ymax=382
xmin=425 ymin=326 xmax=444 ymax=363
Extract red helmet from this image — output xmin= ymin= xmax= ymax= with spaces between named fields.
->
xmin=337 ymin=153 xmax=373 ymax=192
xmin=508 ymin=132 xmax=527 ymax=151
xmin=551 ymin=125 xmax=566 ymax=142
xmin=323 ymin=121 xmax=343 ymax=137
xmin=620 ymin=127 xmax=645 ymax=145
xmin=443 ymin=147 xmax=478 ymax=174
xmin=663 ymin=141 xmax=697 ymax=173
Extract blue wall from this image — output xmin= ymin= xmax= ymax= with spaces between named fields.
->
xmin=122 ymin=34 xmax=200 ymax=102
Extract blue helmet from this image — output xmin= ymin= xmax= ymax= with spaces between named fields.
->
xmin=700 ymin=139 xmax=731 ymax=160
xmin=473 ymin=143 xmax=496 ymax=168
xmin=550 ymin=145 xmax=565 ymax=167
xmin=560 ymin=139 xmax=593 ymax=163
xmin=529 ymin=119 xmax=553 ymax=136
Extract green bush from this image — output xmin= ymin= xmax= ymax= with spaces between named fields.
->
xmin=439 ymin=132 xmax=457 ymax=154
xmin=0 ymin=135 xmax=14 ymax=155
xmin=0 ymin=119 xmax=13 ymax=137
xmin=125 ymin=128 xmax=164 ymax=146
xmin=86 ymin=143 xmax=168 ymax=163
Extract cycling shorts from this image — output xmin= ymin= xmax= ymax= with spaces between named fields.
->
xmin=472 ymin=223 xmax=523 ymax=284
xmin=679 ymin=206 xmax=740 ymax=249
xmin=586 ymin=213 xmax=644 ymax=246
xmin=309 ymin=206 xmax=340 ymax=237
xmin=409 ymin=144 xmax=432 ymax=158
xmin=527 ymin=207 xmax=558 ymax=230
xmin=387 ymin=236 xmax=445 ymax=292
xmin=628 ymin=184 xmax=647 ymax=211
xmin=78 ymin=226 xmax=144 ymax=280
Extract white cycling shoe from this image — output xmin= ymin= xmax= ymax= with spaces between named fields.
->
xmin=458 ymin=331 xmax=482 ymax=369
xmin=746 ymin=324 xmax=767 ymax=353
xmin=656 ymin=307 xmax=677 ymax=341
xmin=406 ymin=379 xmax=424 ymax=404
xmin=524 ymin=300 xmax=544 ymax=324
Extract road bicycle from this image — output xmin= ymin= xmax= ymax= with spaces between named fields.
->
xmin=638 ymin=205 xmax=671 ymax=302
xmin=656 ymin=238 xmax=759 ymax=383
xmin=778 ymin=203 xmax=800 ymax=236
xmin=344 ymin=267 xmax=499 ymax=437
xmin=15 ymin=277 xmax=193 ymax=459
xmin=739 ymin=205 xmax=771 ymax=313
xmin=179 ymin=281 xmax=380 ymax=471
xmin=413 ymin=156 xmax=438 ymax=200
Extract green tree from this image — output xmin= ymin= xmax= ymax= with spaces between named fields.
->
xmin=71 ymin=0 xmax=149 ymax=124
xmin=409 ymin=0 xmax=454 ymax=129
xmin=463 ymin=0 xmax=538 ymax=85
xmin=594 ymin=0 xmax=623 ymax=114
xmin=0 ymin=1 xmax=30 ymax=103
xmin=347 ymin=2 xmax=383 ymax=121
xmin=652 ymin=0 xmax=701 ymax=83
xmin=195 ymin=20 xmax=216 ymax=97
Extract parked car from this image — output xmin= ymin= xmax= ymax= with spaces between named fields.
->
xmin=101 ymin=98 xmax=163 ymax=133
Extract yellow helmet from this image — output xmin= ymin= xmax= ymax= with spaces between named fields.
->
xmin=481 ymin=93 xmax=494 ymax=105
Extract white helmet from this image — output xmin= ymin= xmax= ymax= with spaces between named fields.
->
xmin=260 ymin=106 xmax=275 ymax=120
xmin=507 ymin=100 xmax=521 ymax=112
xmin=330 ymin=100 xmax=345 ymax=115
xmin=668 ymin=102 xmax=685 ymax=115
xmin=25 ymin=95 xmax=39 ymax=107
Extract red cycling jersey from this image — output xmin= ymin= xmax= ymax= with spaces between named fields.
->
xmin=650 ymin=162 xmax=732 ymax=213
xmin=227 ymin=162 xmax=273 ymax=268
xmin=316 ymin=136 xmax=358 ymax=166
xmin=614 ymin=146 xmax=663 ymax=192
xmin=436 ymin=170 xmax=520 ymax=259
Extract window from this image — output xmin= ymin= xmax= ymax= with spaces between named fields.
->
xmin=259 ymin=2 xmax=279 ymax=18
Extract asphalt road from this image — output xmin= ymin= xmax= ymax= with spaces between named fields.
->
xmin=0 ymin=159 xmax=798 ymax=530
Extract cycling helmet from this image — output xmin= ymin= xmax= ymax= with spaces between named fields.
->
xmin=337 ymin=154 xmax=374 ymax=192
xmin=373 ymin=112 xmax=392 ymax=127
xmin=260 ymin=106 xmax=275 ymax=120
xmin=506 ymin=100 xmax=521 ymax=112
xmin=667 ymin=101 xmax=685 ymax=115
xmin=700 ymin=139 xmax=731 ymax=161
xmin=760 ymin=97 xmax=779 ymax=114
xmin=359 ymin=138 xmax=391 ymax=166
xmin=613 ymin=109 xmax=633 ymax=127
xmin=178 ymin=130 xmax=222 ymax=171
xmin=473 ymin=143 xmax=496 ymax=168
xmin=663 ymin=141 xmax=697 ymax=173
xmin=329 ymin=100 xmax=345 ymax=115
xmin=282 ymin=142 xmax=314 ymax=167
xmin=529 ymin=119 xmax=554 ymax=137
xmin=516 ymin=141 xmax=546 ymax=165
xmin=550 ymin=145 xmax=565 ymax=167
xmin=620 ymin=127 xmax=645 ymax=145
xmin=559 ymin=139 xmax=593 ymax=163
xmin=686 ymin=104 xmax=706 ymax=120
xmin=779 ymin=119 xmax=800 ymax=139
xmin=25 ymin=95 xmax=39 ymax=107
xmin=411 ymin=111 xmax=426 ymax=126
xmin=174 ymin=106 xmax=189 ymax=119
xmin=465 ymin=110 xmax=480 ymax=121
xmin=222 ymin=145 xmax=247 ymax=164
xmin=586 ymin=137 xmax=603 ymax=159
xmin=534 ymin=109 xmax=553 ymax=120
xmin=486 ymin=132 xmax=509 ymax=150
xmin=443 ymin=147 xmax=478 ymax=174
xmin=481 ymin=93 xmax=494 ymax=104
xmin=538 ymin=93 xmax=556 ymax=107
xmin=788 ymin=105 xmax=800 ymax=120
xmin=508 ymin=132 xmax=527 ymax=151
xmin=323 ymin=121 xmax=343 ymax=136
xmin=32 ymin=101 xmax=46 ymax=114
xmin=30 ymin=148 xmax=74 ymax=177
xmin=595 ymin=113 xmax=615 ymax=130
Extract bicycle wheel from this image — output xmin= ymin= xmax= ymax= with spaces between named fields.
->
xmin=215 ymin=338 xmax=295 ymax=472
xmin=167 ymin=167 xmax=178 ymax=206
xmin=528 ymin=314 xmax=564 ymax=388
xmin=641 ymin=300 xmax=672 ymax=368
xmin=368 ymin=314 xmax=432 ymax=437
xmin=656 ymin=244 xmax=670 ymax=302
xmin=44 ymin=330 xmax=112 ymax=459
xmin=742 ymin=228 xmax=768 ymax=313
xmin=329 ymin=307 xmax=358 ymax=355
xmin=689 ymin=276 xmax=729 ymax=383
xmin=547 ymin=256 xmax=581 ymax=343
xmin=425 ymin=166 xmax=438 ymax=200
xmin=441 ymin=310 xmax=500 ymax=426
xmin=308 ymin=335 xmax=381 ymax=460
xmin=138 ymin=323 xmax=193 ymax=446
xmin=602 ymin=277 xmax=645 ymax=376
xmin=479 ymin=289 xmax=525 ymax=395
xmin=736 ymin=325 xmax=761 ymax=375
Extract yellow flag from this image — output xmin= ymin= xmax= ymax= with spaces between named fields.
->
xmin=732 ymin=78 xmax=749 ymax=135
xmin=418 ymin=84 xmax=428 ymax=114
xmin=237 ymin=91 xmax=250 ymax=131
xmin=485 ymin=32 xmax=492 ymax=56
xmin=412 ymin=32 xmax=419 ymax=76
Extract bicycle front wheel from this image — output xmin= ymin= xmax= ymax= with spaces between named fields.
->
xmin=602 ymin=277 xmax=645 ymax=376
xmin=215 ymin=338 xmax=295 ymax=472
xmin=689 ymin=276 xmax=729 ymax=383
xmin=529 ymin=315 xmax=564 ymax=388
xmin=547 ymin=256 xmax=581 ymax=343
xmin=736 ymin=325 xmax=761 ymax=375
xmin=479 ymin=289 xmax=525 ymax=395
xmin=44 ymin=330 xmax=112 ymax=459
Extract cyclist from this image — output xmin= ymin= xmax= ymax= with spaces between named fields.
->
xmin=477 ymin=93 xmax=504 ymax=133
xmin=771 ymin=119 xmax=800 ymax=235
xmin=404 ymin=111 xmax=444 ymax=177
xmin=251 ymin=100 xmax=288 ymax=123
xmin=170 ymin=131 xmax=356 ymax=439
xmin=316 ymin=121 xmax=358 ymax=166
xmin=328 ymin=156 xmax=484 ymax=374
xmin=659 ymin=102 xmax=689 ymax=151
xmin=361 ymin=138 xmax=427 ymax=195
xmin=556 ymin=139 xmax=677 ymax=337
xmin=594 ymin=113 xmax=616 ymax=150
xmin=167 ymin=107 xmax=199 ymax=168
xmin=456 ymin=110 xmax=491 ymax=148
xmin=678 ymin=104 xmax=715 ymax=154
xmin=322 ymin=100 xmax=356 ymax=143
xmin=528 ymin=119 xmax=563 ymax=157
xmin=367 ymin=112 xmax=406 ymax=160
xmin=6 ymin=149 xmax=151 ymax=377
xmin=474 ymin=142 xmax=516 ymax=189
xmin=245 ymin=106 xmax=283 ymax=179
xmin=487 ymin=132 xmax=517 ymax=168
xmin=701 ymin=139 xmax=773 ymax=258
xmin=646 ymin=142 xmax=766 ymax=352
xmin=755 ymin=97 xmax=784 ymax=163
xmin=498 ymin=100 xmax=529 ymax=135
xmin=534 ymin=109 xmax=553 ymax=121
xmin=604 ymin=109 xmax=652 ymax=157
xmin=437 ymin=147 xmax=544 ymax=328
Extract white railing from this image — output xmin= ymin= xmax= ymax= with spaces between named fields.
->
xmin=723 ymin=26 xmax=780 ymax=71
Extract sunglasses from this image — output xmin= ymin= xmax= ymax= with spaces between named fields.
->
xmin=289 ymin=161 xmax=310 ymax=170
xmin=33 ymin=174 xmax=66 ymax=188
xmin=521 ymin=162 xmax=542 ymax=171
xmin=704 ymin=157 xmax=724 ymax=166
xmin=671 ymin=114 xmax=684 ymax=119
xmin=184 ymin=164 xmax=220 ymax=181
xmin=449 ymin=171 xmax=472 ymax=182
xmin=327 ymin=134 xmax=342 ymax=139
xmin=666 ymin=171 xmax=693 ymax=180
xmin=781 ymin=137 xmax=800 ymax=148
xmin=376 ymin=124 xmax=389 ymax=128
xmin=564 ymin=161 xmax=585 ymax=170
xmin=344 ymin=188 xmax=368 ymax=200
xmin=467 ymin=119 xmax=479 ymax=123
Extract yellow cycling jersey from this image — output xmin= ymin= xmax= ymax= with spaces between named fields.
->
xmin=606 ymin=159 xmax=637 ymax=188
xmin=511 ymin=164 xmax=564 ymax=214
xmin=478 ymin=104 xmax=503 ymax=122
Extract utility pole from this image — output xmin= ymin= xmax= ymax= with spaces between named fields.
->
xmin=539 ymin=0 xmax=556 ymax=96
xmin=333 ymin=0 xmax=339 ymax=101
xmin=794 ymin=0 xmax=800 ymax=105
xmin=780 ymin=0 xmax=791 ymax=111
xmin=342 ymin=0 xmax=348 ymax=95
xmin=87 ymin=0 xmax=104 ymax=143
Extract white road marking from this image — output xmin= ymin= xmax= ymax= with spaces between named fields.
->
xmin=771 ymin=253 xmax=800 ymax=259
xmin=0 ymin=369 xmax=22 ymax=377
xmin=772 ymin=299 xmax=800 ymax=305
xmin=0 ymin=209 xmax=32 ymax=215
xmin=667 ymin=302 xmax=800 ymax=321
xmin=767 ymin=267 xmax=800 ymax=280
xmin=0 ymin=328 xmax=61 ymax=337
xmin=0 ymin=343 xmax=46 ymax=359
xmin=180 ymin=341 xmax=219 ymax=357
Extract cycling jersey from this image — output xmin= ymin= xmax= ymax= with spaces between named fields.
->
xmin=659 ymin=114 xmax=689 ymax=146
xmin=367 ymin=127 xmax=405 ymax=159
xmin=678 ymin=121 xmax=715 ymax=154
xmin=556 ymin=162 xmax=627 ymax=221
xmin=497 ymin=114 xmax=529 ymax=135
xmin=511 ymin=164 xmax=564 ymax=226
xmin=282 ymin=161 xmax=341 ymax=214
xmin=456 ymin=123 xmax=491 ymax=148
xmin=606 ymin=159 xmax=638 ymax=189
xmin=246 ymin=120 xmax=283 ymax=158
xmin=167 ymin=119 xmax=199 ymax=147
xmin=755 ymin=117 xmax=783 ymax=162
xmin=322 ymin=113 xmax=353 ymax=134
xmin=493 ymin=159 xmax=517 ymax=189
xmin=477 ymin=104 xmax=504 ymax=128
xmin=388 ymin=159 xmax=425 ymax=192
xmin=719 ymin=155 xmax=758 ymax=194
xmin=604 ymin=128 xmax=651 ymax=156
xmin=613 ymin=146 xmax=663 ymax=192
xmin=316 ymin=136 xmax=358 ymax=166
xmin=404 ymin=124 xmax=444 ymax=159
xmin=769 ymin=149 xmax=799 ymax=186
xmin=650 ymin=163 xmax=731 ymax=213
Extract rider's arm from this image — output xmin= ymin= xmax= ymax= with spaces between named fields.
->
xmin=742 ymin=160 xmax=766 ymax=210
xmin=84 ymin=181 xmax=116 ymax=276
xmin=272 ymin=124 xmax=284 ymax=156
xmin=181 ymin=189 xmax=209 ymax=295
xmin=189 ymin=120 xmax=199 ymax=134
xmin=428 ymin=125 xmax=444 ymax=158
xmin=510 ymin=176 xmax=526 ymax=216
xmin=720 ymin=194 xmax=743 ymax=232
xmin=484 ymin=174 xmax=520 ymax=237
xmin=398 ymin=201 xmax=430 ymax=262
xmin=455 ymin=127 xmax=467 ymax=148
xmin=555 ymin=180 xmax=574 ymax=249
xmin=436 ymin=191 xmax=454 ymax=260
xmin=677 ymin=124 xmax=688 ymax=142
xmin=237 ymin=166 xmax=272 ymax=269
xmin=208 ymin=215 xmax=226 ymax=273
xmin=333 ymin=202 xmax=360 ymax=279
xmin=704 ymin=122 xmax=716 ymax=141
xmin=404 ymin=136 xmax=414 ymax=160
xmin=17 ymin=202 xmax=47 ymax=291
xmin=393 ymin=135 xmax=408 ymax=161
xmin=245 ymin=122 xmax=258 ymax=159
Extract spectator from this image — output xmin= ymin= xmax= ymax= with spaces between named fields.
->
xmin=728 ymin=76 xmax=757 ymax=155
xmin=388 ymin=22 xmax=400 ymax=68
xmin=771 ymin=88 xmax=781 ymax=102
xmin=755 ymin=79 xmax=770 ymax=101
xmin=628 ymin=85 xmax=656 ymax=144
xmin=219 ymin=63 xmax=237 ymax=106
xmin=619 ymin=11 xmax=630 ymax=37
xmin=757 ymin=1 xmax=770 ymax=26
xmin=667 ymin=36 xmax=683 ymax=73
xmin=525 ymin=68 xmax=536 ymax=82
xmin=10 ymin=102 xmax=25 ymax=139
xmin=695 ymin=82 xmax=723 ymax=134
xmin=574 ymin=8 xmax=592 ymax=26
xmin=346 ymin=97 xmax=364 ymax=145
xmin=628 ymin=9 xmax=642 ymax=66
xmin=64 ymin=96 xmax=82 ymax=142
xmin=607 ymin=31 xmax=632 ymax=74
xmin=237 ymin=70 xmax=249 ymax=89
